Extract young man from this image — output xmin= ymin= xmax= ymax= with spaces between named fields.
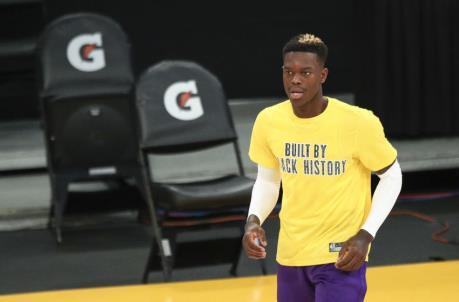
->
xmin=242 ymin=33 xmax=402 ymax=302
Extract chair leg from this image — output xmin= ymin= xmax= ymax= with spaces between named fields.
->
xmin=158 ymin=236 xmax=174 ymax=281
xmin=229 ymin=229 xmax=245 ymax=276
xmin=229 ymin=252 xmax=240 ymax=276
xmin=135 ymin=171 xmax=174 ymax=282
xmin=259 ymin=259 xmax=268 ymax=275
xmin=162 ymin=231 xmax=177 ymax=280
xmin=142 ymin=233 xmax=174 ymax=283
xmin=51 ymin=177 xmax=68 ymax=244
xmin=142 ymin=234 xmax=177 ymax=282
xmin=142 ymin=240 xmax=156 ymax=283
xmin=47 ymin=202 xmax=54 ymax=229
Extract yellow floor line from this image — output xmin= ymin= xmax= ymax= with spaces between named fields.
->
xmin=1 ymin=260 xmax=458 ymax=302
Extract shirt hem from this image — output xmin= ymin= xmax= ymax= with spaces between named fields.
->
xmin=277 ymin=255 xmax=370 ymax=267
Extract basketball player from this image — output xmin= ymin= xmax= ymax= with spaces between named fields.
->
xmin=242 ymin=33 xmax=402 ymax=302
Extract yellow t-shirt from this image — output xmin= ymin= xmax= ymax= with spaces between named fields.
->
xmin=249 ymin=97 xmax=397 ymax=266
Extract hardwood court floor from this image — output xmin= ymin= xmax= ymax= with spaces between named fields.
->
xmin=0 ymin=260 xmax=457 ymax=302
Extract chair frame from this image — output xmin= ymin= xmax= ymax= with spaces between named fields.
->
xmin=140 ymin=140 xmax=267 ymax=282
xmin=37 ymin=12 xmax=140 ymax=243
xmin=40 ymin=94 xmax=144 ymax=243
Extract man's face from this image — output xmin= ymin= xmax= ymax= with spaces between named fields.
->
xmin=282 ymin=51 xmax=328 ymax=107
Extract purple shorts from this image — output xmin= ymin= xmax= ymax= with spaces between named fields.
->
xmin=277 ymin=262 xmax=367 ymax=302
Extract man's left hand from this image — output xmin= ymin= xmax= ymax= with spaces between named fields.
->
xmin=335 ymin=229 xmax=374 ymax=271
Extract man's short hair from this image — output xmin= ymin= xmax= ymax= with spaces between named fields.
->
xmin=282 ymin=33 xmax=328 ymax=66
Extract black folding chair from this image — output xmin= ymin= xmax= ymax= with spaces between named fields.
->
xmin=36 ymin=13 xmax=143 ymax=242
xmin=135 ymin=60 xmax=266 ymax=282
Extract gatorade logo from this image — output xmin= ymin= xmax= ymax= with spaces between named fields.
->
xmin=164 ymin=80 xmax=204 ymax=121
xmin=67 ymin=33 xmax=106 ymax=72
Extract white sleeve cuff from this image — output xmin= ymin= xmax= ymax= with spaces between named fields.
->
xmin=361 ymin=160 xmax=403 ymax=238
xmin=247 ymin=164 xmax=281 ymax=225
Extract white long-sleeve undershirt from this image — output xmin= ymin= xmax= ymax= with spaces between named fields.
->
xmin=361 ymin=160 xmax=403 ymax=238
xmin=247 ymin=165 xmax=281 ymax=225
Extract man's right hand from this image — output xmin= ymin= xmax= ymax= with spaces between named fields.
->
xmin=242 ymin=215 xmax=268 ymax=259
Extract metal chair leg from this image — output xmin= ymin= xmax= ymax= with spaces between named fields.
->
xmin=52 ymin=177 xmax=68 ymax=244
xmin=259 ymin=258 xmax=268 ymax=275
xmin=137 ymin=166 xmax=175 ymax=283
xmin=229 ymin=232 xmax=244 ymax=276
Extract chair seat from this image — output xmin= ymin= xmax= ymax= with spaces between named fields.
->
xmin=151 ymin=175 xmax=255 ymax=211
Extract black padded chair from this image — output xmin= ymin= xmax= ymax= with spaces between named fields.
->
xmin=135 ymin=60 xmax=265 ymax=282
xmin=36 ymin=13 xmax=143 ymax=242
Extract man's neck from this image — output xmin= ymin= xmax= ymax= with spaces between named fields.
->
xmin=293 ymin=96 xmax=328 ymax=118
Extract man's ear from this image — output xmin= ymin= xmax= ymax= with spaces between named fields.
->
xmin=321 ymin=67 xmax=329 ymax=84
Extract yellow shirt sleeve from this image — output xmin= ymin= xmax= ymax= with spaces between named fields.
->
xmin=248 ymin=110 xmax=279 ymax=169
xmin=356 ymin=111 xmax=397 ymax=172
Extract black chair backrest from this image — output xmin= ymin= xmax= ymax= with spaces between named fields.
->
xmin=36 ymin=13 xmax=138 ymax=171
xmin=135 ymin=60 xmax=237 ymax=153
xmin=37 ymin=12 xmax=134 ymax=99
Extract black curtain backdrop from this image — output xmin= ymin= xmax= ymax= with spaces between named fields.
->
xmin=43 ymin=1 xmax=353 ymax=99
xmin=2 ymin=1 xmax=355 ymax=120
xmin=354 ymin=0 xmax=459 ymax=138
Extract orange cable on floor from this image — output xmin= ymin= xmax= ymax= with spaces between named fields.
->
xmin=390 ymin=209 xmax=454 ymax=245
